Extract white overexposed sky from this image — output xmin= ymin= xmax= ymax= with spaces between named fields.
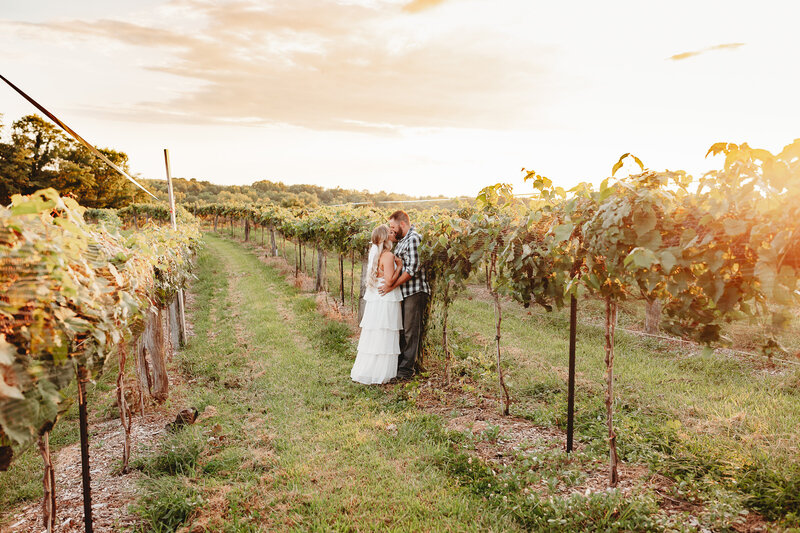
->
xmin=1 ymin=0 xmax=799 ymax=197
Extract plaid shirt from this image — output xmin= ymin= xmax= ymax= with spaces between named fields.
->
xmin=394 ymin=225 xmax=430 ymax=298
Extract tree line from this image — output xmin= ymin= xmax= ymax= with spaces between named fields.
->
xmin=141 ymin=177 xmax=457 ymax=209
xmin=0 ymin=112 xmax=452 ymax=209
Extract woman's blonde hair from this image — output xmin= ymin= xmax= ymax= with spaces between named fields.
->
xmin=371 ymin=224 xmax=392 ymax=251
xmin=370 ymin=224 xmax=392 ymax=284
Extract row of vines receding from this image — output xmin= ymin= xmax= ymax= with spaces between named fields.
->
xmin=193 ymin=139 xmax=800 ymax=487
xmin=0 ymin=188 xmax=200 ymax=530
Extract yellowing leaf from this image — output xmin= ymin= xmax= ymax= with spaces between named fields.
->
xmin=624 ymin=247 xmax=658 ymax=269
xmin=723 ymin=219 xmax=748 ymax=236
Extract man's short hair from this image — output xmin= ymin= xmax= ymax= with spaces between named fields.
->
xmin=389 ymin=210 xmax=410 ymax=224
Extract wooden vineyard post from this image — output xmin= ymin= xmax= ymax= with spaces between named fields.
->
xmin=38 ymin=432 xmax=56 ymax=532
xmin=566 ymin=295 xmax=577 ymax=453
xmin=164 ymin=149 xmax=188 ymax=346
xmin=77 ymin=365 xmax=94 ymax=533
xmin=315 ymin=246 xmax=326 ymax=291
xmin=136 ymin=308 xmax=169 ymax=402
xmin=168 ymin=298 xmax=180 ymax=353
xmin=152 ymin=309 xmax=170 ymax=402
xmin=645 ymin=298 xmax=661 ymax=334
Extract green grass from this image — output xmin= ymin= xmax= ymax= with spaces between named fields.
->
xmin=211 ymin=222 xmax=364 ymax=312
xmin=433 ymin=286 xmax=800 ymax=525
xmin=133 ymin=426 xmax=205 ymax=477
xmin=128 ymin=233 xmax=524 ymax=531
xmin=130 ymin=476 xmax=203 ymax=533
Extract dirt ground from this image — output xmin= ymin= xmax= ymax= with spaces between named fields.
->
xmin=5 ymin=409 xmax=174 ymax=533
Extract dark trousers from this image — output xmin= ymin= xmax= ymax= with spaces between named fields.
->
xmin=398 ymin=291 xmax=428 ymax=379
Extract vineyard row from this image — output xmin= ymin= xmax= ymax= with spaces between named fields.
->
xmin=0 ymin=188 xmax=200 ymax=530
xmin=182 ymin=140 xmax=800 ymax=486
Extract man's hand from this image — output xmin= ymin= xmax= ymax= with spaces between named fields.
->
xmin=378 ymin=282 xmax=394 ymax=296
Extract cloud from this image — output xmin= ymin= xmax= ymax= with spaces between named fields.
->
xmin=669 ymin=42 xmax=745 ymax=61
xmin=402 ymin=0 xmax=449 ymax=13
xmin=4 ymin=0 xmax=560 ymax=132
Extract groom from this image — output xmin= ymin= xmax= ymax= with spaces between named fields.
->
xmin=381 ymin=210 xmax=430 ymax=381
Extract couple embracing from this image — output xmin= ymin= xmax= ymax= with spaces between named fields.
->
xmin=350 ymin=210 xmax=430 ymax=385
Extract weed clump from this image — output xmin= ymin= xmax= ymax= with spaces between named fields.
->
xmin=130 ymin=476 xmax=202 ymax=533
xmin=318 ymin=321 xmax=352 ymax=356
xmin=134 ymin=426 xmax=204 ymax=476
xmin=739 ymin=459 xmax=800 ymax=521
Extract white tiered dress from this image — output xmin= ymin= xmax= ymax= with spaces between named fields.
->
xmin=350 ymin=264 xmax=403 ymax=385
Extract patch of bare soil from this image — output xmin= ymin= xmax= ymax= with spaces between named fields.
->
xmin=733 ymin=512 xmax=770 ymax=533
xmin=407 ymin=368 xmax=567 ymax=463
xmin=315 ymin=293 xmax=361 ymax=331
xmin=6 ymin=408 xmax=174 ymax=533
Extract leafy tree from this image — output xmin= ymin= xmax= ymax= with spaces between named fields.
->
xmin=0 ymin=115 xmax=67 ymax=202
xmin=54 ymin=146 xmax=144 ymax=207
xmin=0 ymin=114 xmax=143 ymax=207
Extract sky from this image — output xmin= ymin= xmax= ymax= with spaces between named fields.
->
xmin=1 ymin=0 xmax=799 ymax=198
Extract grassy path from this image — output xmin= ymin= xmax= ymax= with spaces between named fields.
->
xmin=144 ymin=233 xmax=520 ymax=531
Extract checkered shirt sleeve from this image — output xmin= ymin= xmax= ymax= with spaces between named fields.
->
xmin=396 ymin=227 xmax=430 ymax=297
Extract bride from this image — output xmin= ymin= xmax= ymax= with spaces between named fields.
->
xmin=350 ymin=224 xmax=403 ymax=384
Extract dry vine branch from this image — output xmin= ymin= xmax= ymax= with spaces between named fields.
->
xmin=38 ymin=431 xmax=55 ymax=532
xmin=116 ymin=344 xmax=133 ymax=472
